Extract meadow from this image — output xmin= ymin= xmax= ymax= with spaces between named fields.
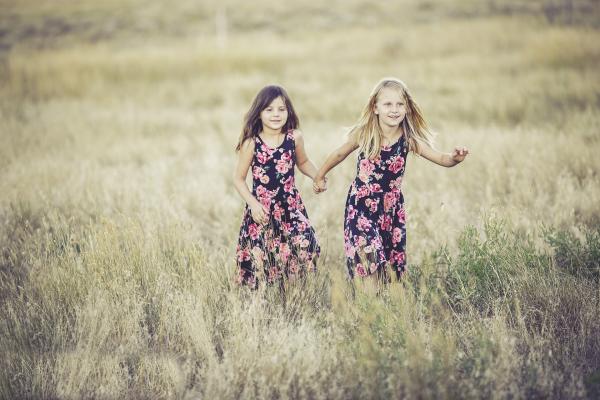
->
xmin=1 ymin=0 xmax=600 ymax=398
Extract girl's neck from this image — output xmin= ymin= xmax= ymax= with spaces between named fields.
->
xmin=261 ymin=126 xmax=283 ymax=136
xmin=379 ymin=121 xmax=403 ymax=138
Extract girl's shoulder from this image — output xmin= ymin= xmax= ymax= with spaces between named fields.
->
xmin=290 ymin=129 xmax=303 ymax=141
xmin=239 ymin=135 xmax=257 ymax=153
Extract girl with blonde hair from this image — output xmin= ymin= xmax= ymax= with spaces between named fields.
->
xmin=314 ymin=78 xmax=468 ymax=281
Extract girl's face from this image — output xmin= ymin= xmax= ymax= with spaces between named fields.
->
xmin=374 ymin=87 xmax=407 ymax=128
xmin=260 ymin=96 xmax=288 ymax=133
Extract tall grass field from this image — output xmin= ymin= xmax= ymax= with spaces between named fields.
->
xmin=1 ymin=0 xmax=599 ymax=398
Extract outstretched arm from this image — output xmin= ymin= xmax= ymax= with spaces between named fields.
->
xmin=416 ymin=141 xmax=469 ymax=167
xmin=313 ymin=131 xmax=359 ymax=193
xmin=294 ymin=130 xmax=318 ymax=180
xmin=232 ymin=139 xmax=269 ymax=224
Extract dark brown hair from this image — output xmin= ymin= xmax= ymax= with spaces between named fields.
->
xmin=235 ymin=85 xmax=299 ymax=151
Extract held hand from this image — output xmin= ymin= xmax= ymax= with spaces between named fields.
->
xmin=451 ymin=146 xmax=469 ymax=164
xmin=313 ymin=176 xmax=328 ymax=194
xmin=250 ymin=201 xmax=269 ymax=225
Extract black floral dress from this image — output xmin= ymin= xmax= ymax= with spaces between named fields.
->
xmin=344 ymin=135 xmax=408 ymax=280
xmin=236 ymin=130 xmax=320 ymax=288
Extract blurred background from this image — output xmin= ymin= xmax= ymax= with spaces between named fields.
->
xmin=1 ymin=0 xmax=599 ymax=398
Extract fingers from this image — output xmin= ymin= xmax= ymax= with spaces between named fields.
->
xmin=312 ymin=178 xmax=328 ymax=194
xmin=252 ymin=209 xmax=269 ymax=225
xmin=453 ymin=146 xmax=469 ymax=159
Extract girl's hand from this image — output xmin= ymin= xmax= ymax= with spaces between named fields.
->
xmin=250 ymin=201 xmax=269 ymax=224
xmin=451 ymin=146 xmax=469 ymax=164
xmin=313 ymin=176 xmax=328 ymax=194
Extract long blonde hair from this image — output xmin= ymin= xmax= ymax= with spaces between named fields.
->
xmin=351 ymin=78 xmax=434 ymax=160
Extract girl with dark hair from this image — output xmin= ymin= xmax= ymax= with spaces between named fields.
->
xmin=233 ymin=85 xmax=321 ymax=288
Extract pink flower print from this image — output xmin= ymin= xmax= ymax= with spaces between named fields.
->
xmin=283 ymin=176 xmax=295 ymax=193
xmin=256 ymin=185 xmax=268 ymax=197
xmin=356 ymin=185 xmax=370 ymax=200
xmin=297 ymin=221 xmax=307 ymax=232
xmin=257 ymin=151 xmax=269 ymax=164
xmin=390 ymin=177 xmax=403 ymax=190
xmin=356 ymin=236 xmax=367 ymax=247
xmin=281 ymin=151 xmax=292 ymax=162
xmin=292 ymin=235 xmax=303 ymax=246
xmin=272 ymin=204 xmax=283 ymax=222
xmin=266 ymin=239 xmax=275 ymax=252
xmin=392 ymin=227 xmax=403 ymax=244
xmin=347 ymin=205 xmax=357 ymax=220
xmin=356 ymin=263 xmax=367 ymax=277
xmin=384 ymin=192 xmax=396 ymax=212
xmin=259 ymin=196 xmax=271 ymax=210
xmin=299 ymin=249 xmax=308 ymax=260
xmin=280 ymin=243 xmax=291 ymax=262
xmin=390 ymin=250 xmax=406 ymax=265
xmin=379 ymin=214 xmax=392 ymax=231
xmin=358 ymin=159 xmax=375 ymax=182
xmin=397 ymin=207 xmax=406 ymax=223
xmin=357 ymin=215 xmax=372 ymax=232
xmin=372 ymin=236 xmax=383 ymax=249
xmin=287 ymin=195 xmax=298 ymax=210
xmin=276 ymin=159 xmax=291 ymax=174
xmin=260 ymin=143 xmax=274 ymax=154
xmin=281 ymin=222 xmax=292 ymax=235
xmin=253 ymin=166 xmax=265 ymax=179
xmin=368 ymin=198 xmax=379 ymax=213
xmin=237 ymin=247 xmax=251 ymax=262
xmin=345 ymin=242 xmax=356 ymax=258
xmin=388 ymin=155 xmax=404 ymax=174
xmin=301 ymin=238 xmax=310 ymax=248
xmin=289 ymin=259 xmax=299 ymax=274
xmin=248 ymin=223 xmax=260 ymax=240
xmin=369 ymin=183 xmax=382 ymax=193
xmin=369 ymin=262 xmax=378 ymax=273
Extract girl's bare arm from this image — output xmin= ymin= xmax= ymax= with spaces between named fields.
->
xmin=294 ymin=130 xmax=318 ymax=180
xmin=416 ymin=141 xmax=469 ymax=167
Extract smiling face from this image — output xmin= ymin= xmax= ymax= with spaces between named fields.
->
xmin=260 ymin=96 xmax=288 ymax=133
xmin=374 ymin=87 xmax=407 ymax=128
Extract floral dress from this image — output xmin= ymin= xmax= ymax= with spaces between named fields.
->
xmin=344 ymin=134 xmax=408 ymax=280
xmin=236 ymin=130 xmax=320 ymax=288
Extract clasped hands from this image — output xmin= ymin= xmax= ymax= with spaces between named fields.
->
xmin=313 ymin=176 xmax=328 ymax=194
